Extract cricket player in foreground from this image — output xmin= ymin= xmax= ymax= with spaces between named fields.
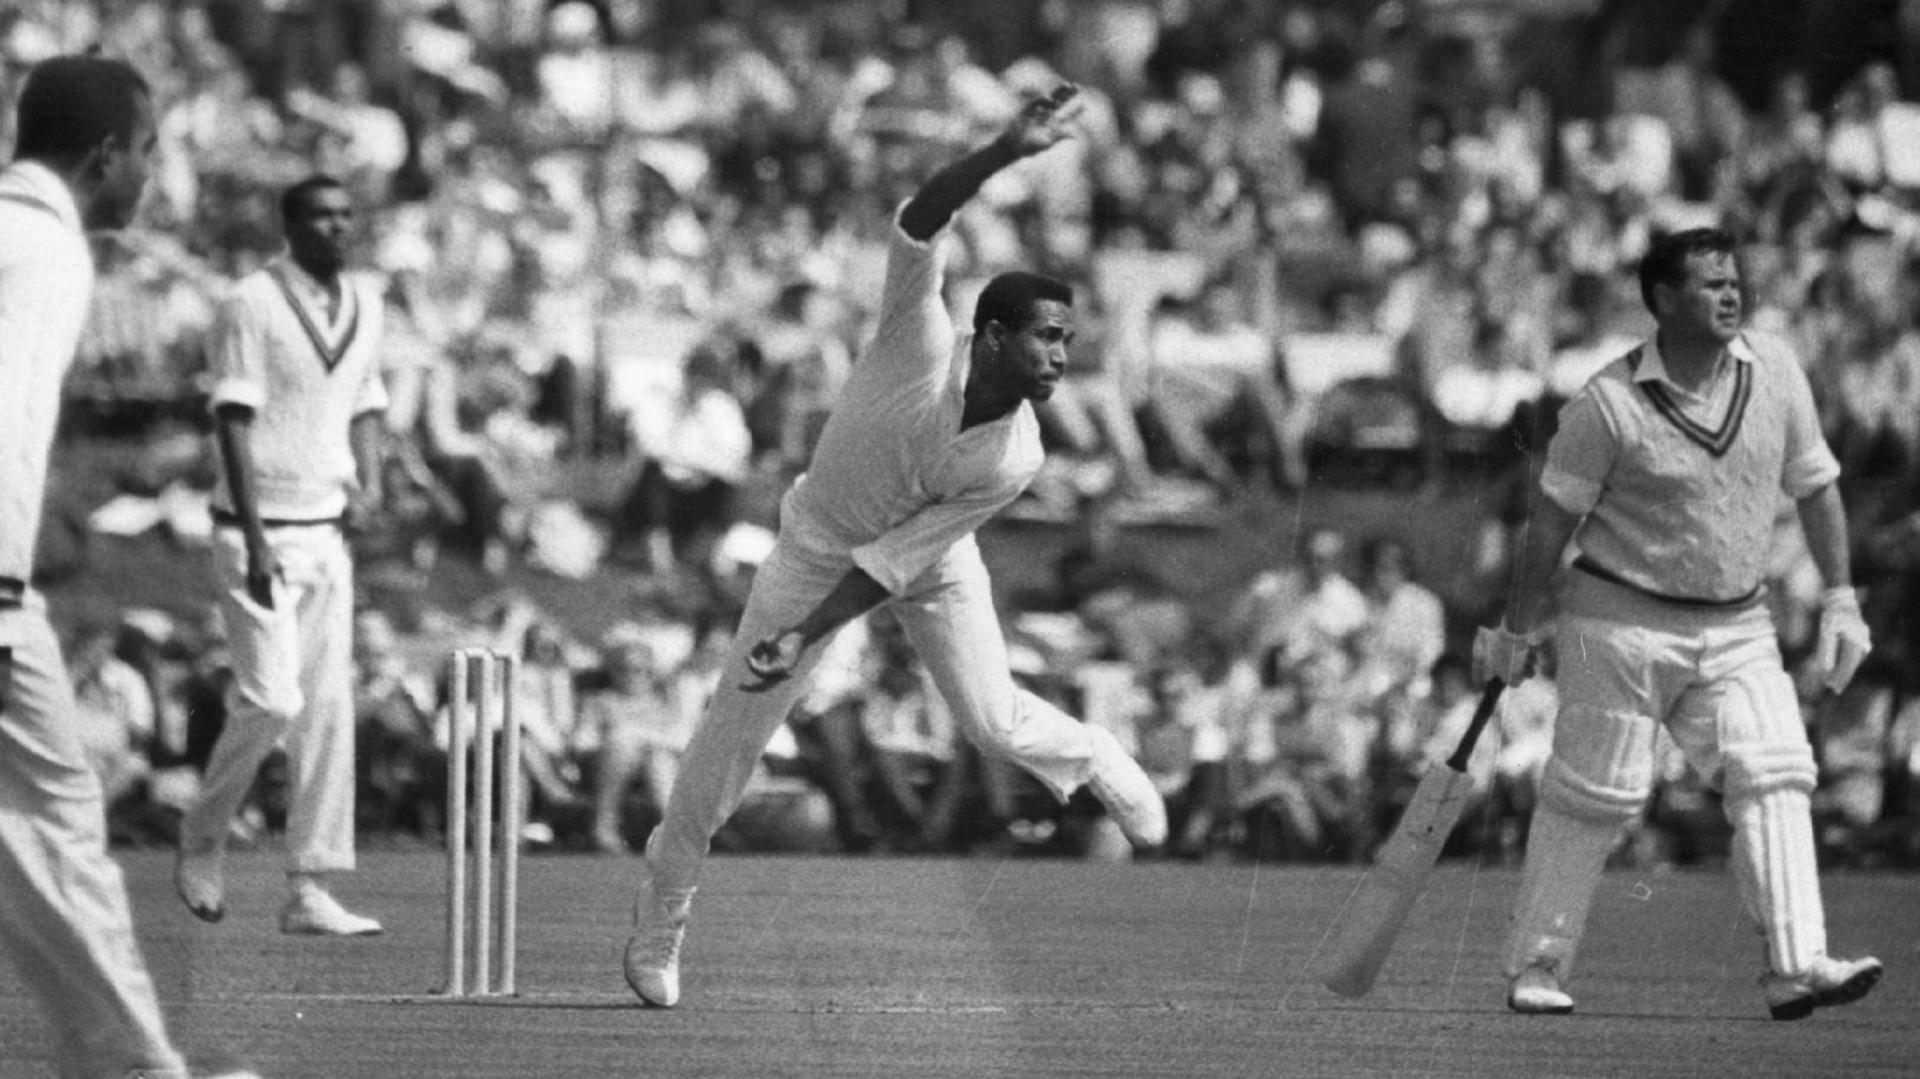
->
xmin=0 ymin=55 xmax=261 ymax=1079
xmin=1474 ymin=228 xmax=1881 ymax=1019
xmin=625 ymin=84 xmax=1167 ymax=1008
xmin=174 ymin=175 xmax=387 ymax=936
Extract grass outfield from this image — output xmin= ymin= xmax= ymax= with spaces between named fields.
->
xmin=2 ymin=853 xmax=1916 ymax=1078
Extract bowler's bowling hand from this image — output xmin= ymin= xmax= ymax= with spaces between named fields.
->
xmin=741 ymin=630 xmax=805 ymax=692
xmin=1002 ymin=82 xmax=1084 ymax=158
xmin=1814 ymin=586 xmax=1871 ymax=694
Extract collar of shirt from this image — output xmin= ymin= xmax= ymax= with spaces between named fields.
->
xmin=1634 ymin=333 xmax=1756 ymax=400
xmin=0 ymin=160 xmax=84 ymax=234
xmin=272 ymin=254 xmax=353 ymax=327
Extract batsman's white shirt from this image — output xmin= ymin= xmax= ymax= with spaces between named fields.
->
xmin=783 ymin=212 xmax=1043 ymax=592
xmin=207 ymin=257 xmax=388 ymax=518
xmin=0 ymin=162 xmax=93 ymax=591
xmin=1540 ymin=331 xmax=1838 ymax=601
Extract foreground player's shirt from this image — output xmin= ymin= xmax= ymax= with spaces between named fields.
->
xmin=783 ymin=210 xmax=1044 ymax=594
xmin=0 ymin=162 xmax=93 ymax=589
xmin=1541 ymin=331 xmax=1838 ymax=602
xmin=207 ymin=257 xmax=388 ymax=520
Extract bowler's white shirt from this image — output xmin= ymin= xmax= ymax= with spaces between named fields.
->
xmin=782 ymin=210 xmax=1044 ymax=594
xmin=208 ymin=257 xmax=388 ymax=519
xmin=0 ymin=162 xmax=93 ymax=588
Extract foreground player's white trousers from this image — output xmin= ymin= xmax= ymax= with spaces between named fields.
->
xmin=649 ymin=534 xmax=1098 ymax=893
xmin=0 ymin=597 xmax=187 ymax=1078
xmin=1507 ymin=573 xmax=1827 ymax=980
xmin=182 ymin=522 xmax=357 ymax=873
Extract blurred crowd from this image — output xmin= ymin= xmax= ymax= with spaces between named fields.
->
xmin=11 ymin=0 xmax=1920 ymax=868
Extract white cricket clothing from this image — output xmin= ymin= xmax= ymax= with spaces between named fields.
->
xmin=187 ymin=257 xmax=387 ymax=877
xmin=646 ymin=208 xmax=1100 ymax=896
xmin=208 ymin=258 xmax=389 ymax=519
xmin=0 ymin=162 xmax=93 ymax=586
xmin=184 ymin=523 xmax=360 ymax=872
xmin=782 ymin=211 xmax=1043 ymax=594
xmin=0 ymin=162 xmax=189 ymax=1077
xmin=1541 ymin=332 xmax=1838 ymax=602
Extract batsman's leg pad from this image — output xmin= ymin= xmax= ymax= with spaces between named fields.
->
xmin=1505 ymin=708 xmax=1653 ymax=980
xmin=1723 ymin=739 xmax=1826 ymax=976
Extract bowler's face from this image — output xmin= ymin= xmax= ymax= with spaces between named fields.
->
xmin=994 ymin=299 xmax=1076 ymax=402
xmin=286 ymin=186 xmax=357 ymax=275
xmin=1663 ymin=251 xmax=1743 ymax=344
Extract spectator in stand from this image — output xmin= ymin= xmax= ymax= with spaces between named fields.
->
xmin=1143 ymin=281 xmax=1297 ymax=491
xmin=575 ymin=624 xmax=696 ymax=854
xmin=68 ymin=621 xmax=158 ymax=821
xmin=508 ymin=616 xmax=586 ymax=845
xmin=746 ymin=281 xmax=853 ymax=473
xmin=853 ymin=612 xmax=974 ymax=852
xmin=1227 ymin=526 xmax=1369 ymax=674
xmin=616 ymin=344 xmax=753 ymax=575
xmin=351 ymin=609 xmax=440 ymax=838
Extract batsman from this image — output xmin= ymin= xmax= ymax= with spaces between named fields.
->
xmin=1474 ymin=228 xmax=1881 ymax=1020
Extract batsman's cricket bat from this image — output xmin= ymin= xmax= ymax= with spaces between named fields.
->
xmin=1319 ymin=679 xmax=1506 ymax=998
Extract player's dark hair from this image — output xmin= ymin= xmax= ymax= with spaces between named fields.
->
xmin=1637 ymin=227 xmax=1739 ymax=312
xmin=11 ymin=55 xmax=150 ymax=164
xmin=281 ymin=174 xmax=348 ymax=223
xmin=973 ymin=271 xmax=1073 ymax=334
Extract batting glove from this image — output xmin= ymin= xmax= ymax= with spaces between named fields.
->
xmin=1472 ymin=622 xmax=1538 ymax=687
xmin=1814 ymin=586 xmax=1871 ymax=694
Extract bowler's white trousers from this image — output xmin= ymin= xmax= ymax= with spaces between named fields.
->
xmin=0 ymin=594 xmax=186 ymax=1078
xmin=648 ymin=533 xmax=1098 ymax=893
xmin=181 ymin=522 xmax=357 ymax=873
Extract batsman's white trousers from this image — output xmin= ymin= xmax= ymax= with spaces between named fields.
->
xmin=1507 ymin=571 xmax=1828 ymax=979
xmin=648 ymin=534 xmax=1097 ymax=893
xmin=0 ymin=594 xmax=187 ymax=1078
xmin=182 ymin=522 xmax=357 ymax=873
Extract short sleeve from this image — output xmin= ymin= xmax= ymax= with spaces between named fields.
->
xmin=1778 ymin=350 xmax=1841 ymax=498
xmin=1539 ymin=390 xmax=1617 ymax=515
xmin=207 ymin=288 xmax=268 ymax=412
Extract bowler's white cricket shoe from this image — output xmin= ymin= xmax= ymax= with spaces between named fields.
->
xmin=625 ymin=876 xmax=694 ymax=1008
xmin=1763 ymin=954 xmax=1882 ymax=1020
xmin=1507 ymin=965 xmax=1575 ymax=1014
xmin=174 ymin=842 xmax=227 ymax=924
xmin=1086 ymin=726 xmax=1168 ymax=849
xmin=279 ymin=889 xmax=383 ymax=937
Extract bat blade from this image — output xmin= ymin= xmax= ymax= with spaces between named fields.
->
xmin=1319 ymin=763 xmax=1475 ymax=997
xmin=1318 ymin=680 xmax=1505 ymax=998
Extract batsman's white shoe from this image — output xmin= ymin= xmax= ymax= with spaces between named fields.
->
xmin=174 ymin=842 xmax=226 ymax=924
xmin=1763 ymin=955 xmax=1883 ymax=1021
xmin=1507 ymin=966 xmax=1575 ymax=1015
xmin=1086 ymin=727 xmax=1168 ymax=849
xmin=624 ymin=877 xmax=695 ymax=1008
xmin=280 ymin=890 xmax=384 ymax=937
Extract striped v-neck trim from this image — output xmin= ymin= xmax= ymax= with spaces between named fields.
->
xmin=1626 ymin=344 xmax=1753 ymax=458
xmin=270 ymin=266 xmax=359 ymax=373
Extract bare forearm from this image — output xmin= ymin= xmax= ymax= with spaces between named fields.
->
xmin=351 ymin=411 xmax=385 ymax=499
xmin=791 ymin=567 xmax=891 ymax=646
xmin=1502 ymin=493 xmax=1583 ymax=634
xmin=898 ymin=136 xmax=1022 ymax=241
xmin=215 ymin=408 xmax=265 ymax=541
xmin=1797 ymin=483 xmax=1853 ymax=590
